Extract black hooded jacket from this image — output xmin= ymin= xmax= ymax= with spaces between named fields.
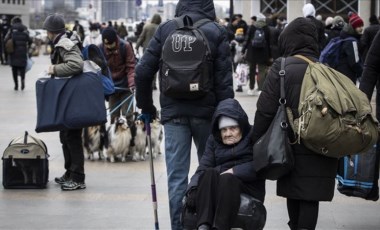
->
xmin=135 ymin=0 xmax=234 ymax=124
xmin=5 ymin=22 xmax=30 ymax=67
xmin=187 ymin=98 xmax=265 ymax=202
xmin=252 ymin=17 xmax=338 ymax=201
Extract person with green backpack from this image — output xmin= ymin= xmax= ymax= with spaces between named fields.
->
xmin=252 ymin=17 xmax=338 ymax=230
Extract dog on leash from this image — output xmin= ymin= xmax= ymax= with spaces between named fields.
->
xmin=132 ymin=119 xmax=147 ymax=161
xmin=106 ymin=116 xmax=132 ymax=163
xmin=82 ymin=125 xmax=107 ymax=161
xmin=149 ymin=119 xmax=163 ymax=159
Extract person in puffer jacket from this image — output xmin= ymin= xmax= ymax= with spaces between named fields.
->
xmin=135 ymin=0 xmax=234 ymax=229
xmin=185 ymin=98 xmax=265 ymax=230
xmin=252 ymin=17 xmax=338 ymax=230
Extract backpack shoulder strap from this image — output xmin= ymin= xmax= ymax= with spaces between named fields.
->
xmin=294 ymin=55 xmax=313 ymax=64
xmin=119 ymin=39 xmax=127 ymax=61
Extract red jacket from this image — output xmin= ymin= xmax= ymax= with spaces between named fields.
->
xmin=101 ymin=38 xmax=135 ymax=88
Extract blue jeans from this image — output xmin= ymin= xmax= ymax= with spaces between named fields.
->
xmin=164 ymin=117 xmax=211 ymax=230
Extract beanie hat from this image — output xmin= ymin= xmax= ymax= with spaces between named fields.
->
xmin=235 ymin=28 xmax=244 ymax=35
xmin=257 ymin=13 xmax=266 ymax=22
xmin=302 ymin=3 xmax=316 ymax=18
xmin=218 ymin=116 xmax=238 ymax=129
xmin=11 ymin=17 xmax=22 ymax=24
xmin=43 ymin=14 xmax=66 ymax=33
xmin=102 ymin=27 xmax=118 ymax=44
xmin=369 ymin=15 xmax=378 ymax=24
xmin=349 ymin=13 xmax=364 ymax=29
xmin=332 ymin=15 xmax=345 ymax=29
xmin=325 ymin=16 xmax=334 ymax=26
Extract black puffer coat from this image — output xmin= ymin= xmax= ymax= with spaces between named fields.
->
xmin=336 ymin=24 xmax=363 ymax=83
xmin=135 ymin=0 xmax=234 ymax=124
xmin=5 ymin=22 xmax=30 ymax=67
xmin=187 ymin=98 xmax=266 ymax=202
xmin=252 ymin=17 xmax=338 ymax=201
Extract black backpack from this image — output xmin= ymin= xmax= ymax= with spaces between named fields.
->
xmin=160 ymin=15 xmax=214 ymax=99
xmin=251 ymin=27 xmax=266 ymax=48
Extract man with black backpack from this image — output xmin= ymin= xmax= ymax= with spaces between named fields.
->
xmin=135 ymin=0 xmax=234 ymax=229
xmin=242 ymin=13 xmax=271 ymax=96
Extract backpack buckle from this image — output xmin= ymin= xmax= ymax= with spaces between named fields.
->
xmin=279 ymin=70 xmax=285 ymax=76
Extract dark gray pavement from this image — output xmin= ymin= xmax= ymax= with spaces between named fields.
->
xmin=0 ymin=53 xmax=379 ymax=230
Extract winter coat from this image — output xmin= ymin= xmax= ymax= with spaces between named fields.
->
xmin=336 ymin=24 xmax=363 ymax=84
xmin=187 ymin=98 xmax=266 ymax=202
xmin=360 ymin=30 xmax=380 ymax=119
xmin=100 ymin=38 xmax=135 ymax=88
xmin=5 ymin=22 xmax=30 ymax=67
xmin=50 ymin=31 xmax=83 ymax=77
xmin=252 ymin=17 xmax=338 ymax=202
xmin=135 ymin=0 xmax=234 ymax=124
xmin=136 ymin=14 xmax=161 ymax=50
xmin=243 ymin=21 xmax=271 ymax=64
xmin=360 ymin=23 xmax=380 ymax=62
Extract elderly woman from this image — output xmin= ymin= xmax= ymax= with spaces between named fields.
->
xmin=252 ymin=17 xmax=338 ymax=230
xmin=185 ymin=98 xmax=265 ymax=230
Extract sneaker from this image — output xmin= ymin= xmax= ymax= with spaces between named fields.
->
xmin=55 ymin=172 xmax=70 ymax=185
xmin=61 ymin=181 xmax=86 ymax=191
xmin=253 ymin=89 xmax=262 ymax=96
xmin=247 ymin=89 xmax=254 ymax=95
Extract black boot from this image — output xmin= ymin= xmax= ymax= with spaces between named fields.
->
xmin=21 ymin=80 xmax=25 ymax=90
xmin=14 ymin=84 xmax=18 ymax=91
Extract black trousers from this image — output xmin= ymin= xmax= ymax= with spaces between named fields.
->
xmin=286 ymin=198 xmax=319 ymax=230
xmin=11 ymin=66 xmax=25 ymax=86
xmin=195 ymin=169 xmax=253 ymax=230
xmin=59 ymin=129 xmax=85 ymax=182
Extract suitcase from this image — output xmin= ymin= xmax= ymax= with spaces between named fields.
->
xmin=336 ymin=144 xmax=379 ymax=201
xmin=2 ymin=131 xmax=49 ymax=189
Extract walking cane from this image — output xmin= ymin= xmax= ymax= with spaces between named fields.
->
xmin=140 ymin=113 xmax=159 ymax=230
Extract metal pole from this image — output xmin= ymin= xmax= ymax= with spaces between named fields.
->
xmin=229 ymin=0 xmax=234 ymax=21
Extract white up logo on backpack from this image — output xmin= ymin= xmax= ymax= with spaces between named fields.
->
xmin=171 ymin=34 xmax=196 ymax=52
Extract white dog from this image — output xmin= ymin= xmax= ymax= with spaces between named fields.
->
xmin=106 ymin=116 xmax=132 ymax=163
xmin=149 ymin=119 xmax=163 ymax=159
xmin=132 ymin=119 xmax=147 ymax=161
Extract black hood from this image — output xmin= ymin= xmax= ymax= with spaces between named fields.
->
xmin=211 ymin=98 xmax=250 ymax=143
xmin=278 ymin=17 xmax=319 ymax=58
xmin=175 ymin=0 xmax=216 ymax=21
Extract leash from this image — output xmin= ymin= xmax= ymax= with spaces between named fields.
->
xmin=107 ymin=93 xmax=134 ymax=116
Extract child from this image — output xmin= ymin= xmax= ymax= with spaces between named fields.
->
xmin=231 ymin=28 xmax=248 ymax=92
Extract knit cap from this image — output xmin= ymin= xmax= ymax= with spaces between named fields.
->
xmin=349 ymin=13 xmax=364 ymax=29
xmin=43 ymin=14 xmax=66 ymax=33
xmin=102 ymin=27 xmax=118 ymax=44
xmin=332 ymin=15 xmax=345 ymax=29
xmin=235 ymin=28 xmax=244 ymax=35
xmin=325 ymin=16 xmax=334 ymax=26
xmin=218 ymin=116 xmax=238 ymax=129
xmin=257 ymin=13 xmax=266 ymax=22
xmin=302 ymin=3 xmax=316 ymax=18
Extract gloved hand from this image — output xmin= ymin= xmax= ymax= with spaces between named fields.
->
xmin=140 ymin=104 xmax=157 ymax=123
xmin=186 ymin=189 xmax=197 ymax=213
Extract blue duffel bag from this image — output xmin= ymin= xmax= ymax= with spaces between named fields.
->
xmin=35 ymin=61 xmax=107 ymax=132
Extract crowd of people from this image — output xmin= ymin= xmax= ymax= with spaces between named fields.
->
xmin=3 ymin=0 xmax=380 ymax=229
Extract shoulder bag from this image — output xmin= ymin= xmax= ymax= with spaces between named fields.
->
xmin=252 ymin=57 xmax=294 ymax=180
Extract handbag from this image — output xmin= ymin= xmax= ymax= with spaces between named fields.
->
xmin=35 ymin=61 xmax=107 ymax=132
xmin=26 ymin=56 xmax=34 ymax=72
xmin=252 ymin=58 xmax=294 ymax=180
xmin=235 ymin=62 xmax=249 ymax=86
xmin=5 ymin=38 xmax=14 ymax=54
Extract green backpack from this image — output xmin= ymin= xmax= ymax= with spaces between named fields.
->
xmin=287 ymin=55 xmax=379 ymax=158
